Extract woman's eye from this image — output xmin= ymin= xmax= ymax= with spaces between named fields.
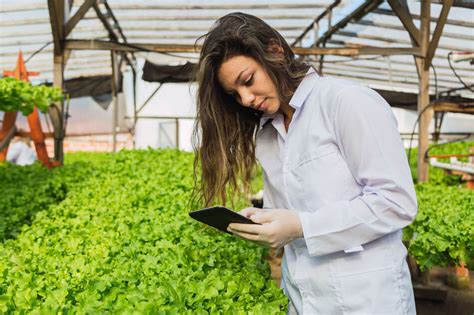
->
xmin=244 ymin=74 xmax=254 ymax=86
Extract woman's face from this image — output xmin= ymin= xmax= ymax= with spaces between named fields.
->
xmin=217 ymin=55 xmax=280 ymax=114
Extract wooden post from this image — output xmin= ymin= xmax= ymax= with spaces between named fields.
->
xmin=111 ymin=51 xmax=119 ymax=153
xmin=417 ymin=1 xmax=431 ymax=182
xmin=50 ymin=54 xmax=65 ymax=163
xmin=48 ymin=0 xmax=67 ymax=164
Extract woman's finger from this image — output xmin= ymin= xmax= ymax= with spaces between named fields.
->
xmin=239 ymin=207 xmax=267 ymax=218
xmin=249 ymin=212 xmax=273 ymax=224
xmin=231 ymin=231 xmax=261 ymax=242
xmin=228 ymin=222 xmax=263 ymax=235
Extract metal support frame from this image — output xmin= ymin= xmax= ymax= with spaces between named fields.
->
xmin=136 ymin=84 xmax=162 ymax=115
xmin=315 ymin=0 xmax=383 ymax=47
xmin=93 ymin=1 xmax=136 ymax=72
xmin=111 ymin=51 xmax=120 ymax=153
xmin=291 ymin=0 xmax=341 ymax=47
xmin=46 ymin=0 xmax=463 ymax=174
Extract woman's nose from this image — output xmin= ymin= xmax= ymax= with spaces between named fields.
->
xmin=240 ymin=90 xmax=255 ymax=107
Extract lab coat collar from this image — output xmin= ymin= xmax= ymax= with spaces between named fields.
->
xmin=259 ymin=67 xmax=318 ymax=130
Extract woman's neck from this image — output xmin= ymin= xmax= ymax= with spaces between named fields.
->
xmin=279 ymin=103 xmax=295 ymax=132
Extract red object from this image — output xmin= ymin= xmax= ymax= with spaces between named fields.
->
xmin=0 ymin=112 xmax=18 ymax=160
xmin=1 ymin=51 xmax=53 ymax=168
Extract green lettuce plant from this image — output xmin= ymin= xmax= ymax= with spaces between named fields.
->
xmin=0 ymin=77 xmax=63 ymax=115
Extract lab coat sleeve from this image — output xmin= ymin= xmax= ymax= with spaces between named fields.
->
xmin=298 ymin=85 xmax=418 ymax=257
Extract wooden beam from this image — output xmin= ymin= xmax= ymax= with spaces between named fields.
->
xmin=321 ymin=62 xmax=466 ymax=86
xmin=315 ymin=0 xmax=383 ymax=46
xmin=64 ymin=0 xmax=96 ymax=38
xmin=336 ymin=30 xmax=465 ymax=52
xmin=47 ymin=0 xmax=66 ymax=164
xmin=63 ymin=48 xmax=72 ymax=67
xmin=374 ymin=8 xmax=474 ymax=27
xmin=425 ymin=0 xmax=453 ymax=70
xmin=352 ymin=19 xmax=472 ymax=41
xmin=47 ymin=0 xmax=63 ymax=55
xmin=417 ymin=0 xmax=431 ymax=183
xmin=433 ymin=101 xmax=474 ymax=114
xmin=397 ymin=0 xmax=423 ymax=79
xmin=387 ymin=0 xmax=421 ymax=47
xmin=0 ymin=3 xmax=332 ymax=12
xmin=64 ymin=39 xmax=422 ymax=56
xmin=101 ymin=3 xmax=330 ymax=10
xmin=49 ymin=54 xmax=65 ymax=163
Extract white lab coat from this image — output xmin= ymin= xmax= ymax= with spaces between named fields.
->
xmin=255 ymin=69 xmax=417 ymax=314
xmin=6 ymin=141 xmax=37 ymax=166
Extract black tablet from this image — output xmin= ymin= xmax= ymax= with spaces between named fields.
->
xmin=189 ymin=206 xmax=259 ymax=234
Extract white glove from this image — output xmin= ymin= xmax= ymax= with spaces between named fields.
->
xmin=228 ymin=207 xmax=303 ymax=249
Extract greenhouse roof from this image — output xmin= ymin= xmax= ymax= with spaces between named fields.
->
xmin=1 ymin=0 xmax=473 ymax=98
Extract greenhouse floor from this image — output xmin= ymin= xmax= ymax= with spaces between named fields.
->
xmin=415 ymin=268 xmax=474 ymax=315
xmin=416 ymin=283 xmax=474 ymax=315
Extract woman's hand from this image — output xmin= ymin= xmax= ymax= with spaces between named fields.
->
xmin=238 ymin=207 xmax=268 ymax=218
xmin=229 ymin=208 xmax=303 ymax=249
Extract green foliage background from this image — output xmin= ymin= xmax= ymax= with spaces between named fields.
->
xmin=1 ymin=141 xmax=473 ymax=312
xmin=0 ymin=77 xmax=63 ymax=115
xmin=0 ymin=150 xmax=287 ymax=313
xmin=404 ymin=141 xmax=474 ymax=270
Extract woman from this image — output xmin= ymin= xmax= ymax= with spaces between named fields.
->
xmin=193 ymin=12 xmax=417 ymax=314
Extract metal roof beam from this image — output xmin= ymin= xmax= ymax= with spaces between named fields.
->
xmin=291 ymin=0 xmax=342 ymax=47
xmin=315 ymin=0 xmax=383 ymax=46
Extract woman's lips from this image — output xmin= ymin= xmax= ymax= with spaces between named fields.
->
xmin=255 ymin=98 xmax=267 ymax=111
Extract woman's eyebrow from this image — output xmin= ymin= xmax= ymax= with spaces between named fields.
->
xmin=234 ymin=67 xmax=249 ymax=84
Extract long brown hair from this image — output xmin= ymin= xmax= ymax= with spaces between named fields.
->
xmin=192 ymin=12 xmax=310 ymax=207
